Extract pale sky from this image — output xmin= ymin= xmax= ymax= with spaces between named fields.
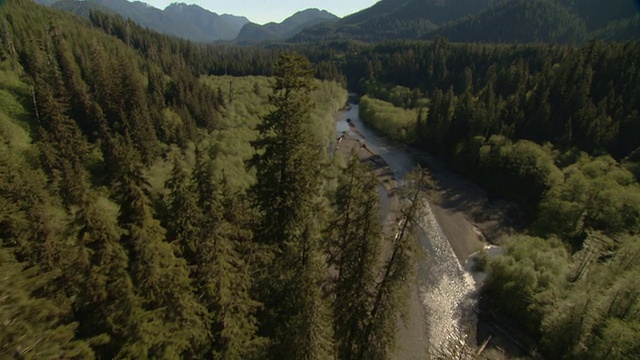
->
xmin=141 ymin=0 xmax=379 ymax=25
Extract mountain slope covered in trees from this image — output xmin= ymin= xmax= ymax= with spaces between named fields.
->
xmin=5 ymin=0 xmax=640 ymax=358
xmin=324 ymin=36 xmax=640 ymax=358
xmin=340 ymin=0 xmax=502 ymax=27
xmin=42 ymin=0 xmax=640 ymax=44
xmin=0 ymin=0 xmax=424 ymax=358
xmin=427 ymin=0 xmax=588 ymax=43
xmin=295 ymin=0 xmax=639 ymax=43
xmin=558 ymin=0 xmax=639 ymax=31
xmin=44 ymin=0 xmax=249 ymax=41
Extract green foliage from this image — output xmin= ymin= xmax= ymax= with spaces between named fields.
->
xmin=248 ymin=52 xmax=335 ymax=359
xmin=295 ymin=0 xmax=637 ymax=43
xmin=198 ymin=75 xmax=345 ymax=193
xmin=591 ymin=14 xmax=640 ymax=42
xmin=295 ymin=0 xmax=496 ymax=42
xmin=331 ymin=154 xmax=383 ymax=360
xmin=335 ymin=39 xmax=640 ymax=159
xmin=310 ymin=79 xmax=349 ymax=142
xmin=485 ymin=236 xmax=569 ymax=334
xmin=559 ymin=0 xmax=639 ymax=31
xmin=535 ymin=155 xmax=640 ymax=238
xmin=0 ymin=60 xmax=31 ymax=153
xmin=343 ymin=40 xmax=640 ymax=222
xmin=591 ymin=318 xmax=640 ymax=360
xmin=535 ymin=233 xmax=640 ymax=359
xmin=358 ymin=168 xmax=424 ymax=360
xmin=249 ymin=53 xmax=322 ymax=247
xmin=199 ymin=75 xmax=272 ymax=191
xmin=0 ymin=248 xmax=94 ymax=359
xmin=190 ymin=155 xmax=265 ymax=359
xmin=14 ymin=0 xmax=640 ymax=358
xmin=445 ymin=135 xmax=564 ymax=212
xmin=428 ymin=0 xmax=587 ymax=44
xmin=359 ymin=95 xmax=418 ymax=143
xmin=111 ymin=142 xmax=210 ymax=358
xmin=163 ymin=157 xmax=202 ymax=258
xmin=467 ymin=147 xmax=640 ymax=359
xmin=71 ymin=193 xmax=141 ymax=357
xmin=1 ymin=2 xmax=346 ymax=358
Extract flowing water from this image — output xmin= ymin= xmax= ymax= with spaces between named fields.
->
xmin=336 ymin=98 xmax=479 ymax=357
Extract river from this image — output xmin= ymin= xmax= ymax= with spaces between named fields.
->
xmin=336 ymin=98 xmax=480 ymax=357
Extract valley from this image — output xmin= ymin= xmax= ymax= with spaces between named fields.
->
xmin=2 ymin=1 xmax=640 ymax=359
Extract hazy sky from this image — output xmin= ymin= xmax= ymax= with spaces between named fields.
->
xmin=141 ymin=1 xmax=379 ymax=24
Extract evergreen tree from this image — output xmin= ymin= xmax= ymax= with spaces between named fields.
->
xmin=27 ymin=38 xmax=90 ymax=208
xmin=72 ymin=191 xmax=143 ymax=358
xmin=0 ymin=247 xmax=94 ymax=359
xmin=164 ymin=157 xmax=202 ymax=260
xmin=248 ymin=52 xmax=335 ymax=359
xmin=331 ymin=154 xmax=382 ymax=360
xmin=358 ymin=168 xmax=424 ymax=360
xmin=287 ymin=215 xmax=335 ymax=360
xmin=190 ymin=151 xmax=264 ymax=359
xmin=112 ymin=140 xmax=208 ymax=358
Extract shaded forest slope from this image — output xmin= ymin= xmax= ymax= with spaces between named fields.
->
xmin=294 ymin=0 xmax=639 ymax=43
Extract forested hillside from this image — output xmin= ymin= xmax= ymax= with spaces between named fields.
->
xmin=339 ymin=0 xmax=501 ymax=29
xmin=43 ymin=0 xmax=250 ymax=41
xmin=0 ymin=1 xmax=427 ymax=358
xmin=4 ymin=0 xmax=640 ymax=358
xmin=559 ymin=0 xmax=638 ymax=31
xmin=427 ymin=0 xmax=587 ymax=43
xmin=43 ymin=0 xmax=640 ymax=44
xmin=331 ymin=37 xmax=640 ymax=358
xmin=44 ymin=0 xmax=338 ymax=44
xmin=236 ymin=9 xmax=339 ymax=42
xmin=295 ymin=0 xmax=639 ymax=43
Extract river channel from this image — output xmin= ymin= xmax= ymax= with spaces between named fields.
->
xmin=336 ymin=98 xmax=479 ymax=357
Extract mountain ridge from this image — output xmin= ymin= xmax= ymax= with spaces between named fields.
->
xmin=295 ymin=0 xmax=505 ymax=42
xmin=236 ymin=8 xmax=339 ymax=42
xmin=41 ymin=0 xmax=249 ymax=41
xmin=426 ymin=0 xmax=587 ymax=43
xmin=38 ymin=0 xmax=339 ymax=43
xmin=37 ymin=0 xmax=640 ymax=44
xmin=294 ymin=0 xmax=639 ymax=43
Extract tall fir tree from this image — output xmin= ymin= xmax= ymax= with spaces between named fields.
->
xmin=331 ymin=153 xmax=383 ymax=360
xmin=164 ymin=157 xmax=202 ymax=261
xmin=71 ymin=191 xmax=143 ymax=358
xmin=111 ymin=139 xmax=208 ymax=358
xmin=248 ymin=53 xmax=335 ymax=359
xmin=190 ymin=151 xmax=265 ymax=359
xmin=358 ymin=168 xmax=424 ymax=360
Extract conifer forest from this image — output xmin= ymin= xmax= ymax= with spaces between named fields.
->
xmin=1 ymin=0 xmax=640 ymax=359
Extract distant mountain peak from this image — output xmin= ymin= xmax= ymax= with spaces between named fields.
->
xmin=236 ymin=7 xmax=339 ymax=42
xmin=166 ymin=2 xmax=204 ymax=11
xmin=49 ymin=0 xmax=249 ymax=42
xmin=166 ymin=2 xmax=186 ymax=10
xmin=294 ymin=8 xmax=330 ymax=15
